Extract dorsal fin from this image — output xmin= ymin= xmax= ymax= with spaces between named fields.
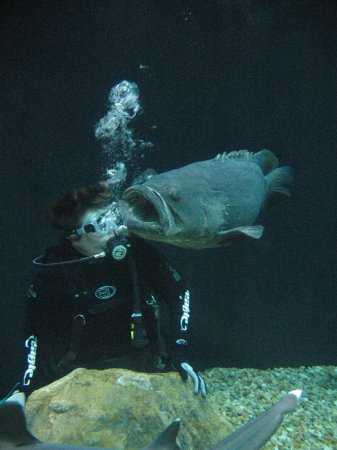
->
xmin=215 ymin=149 xmax=279 ymax=175
xmin=141 ymin=419 xmax=181 ymax=449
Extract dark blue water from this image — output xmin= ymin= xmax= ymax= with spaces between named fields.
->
xmin=0 ymin=0 xmax=336 ymax=397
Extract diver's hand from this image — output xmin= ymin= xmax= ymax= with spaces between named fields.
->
xmin=171 ymin=343 xmax=206 ymax=396
xmin=178 ymin=362 xmax=207 ymax=397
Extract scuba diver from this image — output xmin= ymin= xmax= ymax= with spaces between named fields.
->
xmin=15 ymin=181 xmax=206 ymax=398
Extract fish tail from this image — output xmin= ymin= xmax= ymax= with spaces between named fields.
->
xmin=264 ymin=166 xmax=294 ymax=207
xmin=276 ymin=389 xmax=302 ymax=414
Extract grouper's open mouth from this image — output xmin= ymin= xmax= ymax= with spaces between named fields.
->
xmin=120 ymin=186 xmax=175 ymax=236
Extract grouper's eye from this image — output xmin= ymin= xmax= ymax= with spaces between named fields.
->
xmin=128 ymin=193 xmax=159 ymax=222
xmin=169 ymin=188 xmax=181 ymax=200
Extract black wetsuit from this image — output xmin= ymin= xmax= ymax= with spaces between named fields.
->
xmin=21 ymin=237 xmax=191 ymax=394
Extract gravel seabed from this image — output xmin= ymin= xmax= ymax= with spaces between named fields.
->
xmin=203 ymin=366 xmax=337 ymax=449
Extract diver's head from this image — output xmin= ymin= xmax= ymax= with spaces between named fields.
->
xmin=50 ymin=182 xmax=126 ymax=257
xmin=70 ymin=207 xmax=120 ymax=256
xmin=51 ymin=181 xmax=114 ymax=231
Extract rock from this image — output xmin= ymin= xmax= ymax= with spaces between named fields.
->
xmin=26 ymin=368 xmax=232 ymax=449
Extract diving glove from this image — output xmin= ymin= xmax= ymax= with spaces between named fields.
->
xmin=179 ymin=362 xmax=207 ymax=397
xmin=172 ymin=343 xmax=207 ymax=397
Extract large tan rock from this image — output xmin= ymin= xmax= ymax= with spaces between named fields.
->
xmin=26 ymin=368 xmax=232 ymax=449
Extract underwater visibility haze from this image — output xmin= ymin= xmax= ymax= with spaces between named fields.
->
xmin=0 ymin=0 xmax=336 ymax=401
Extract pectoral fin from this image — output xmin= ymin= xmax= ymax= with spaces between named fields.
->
xmin=0 ymin=392 xmax=40 ymax=448
xmin=141 ymin=419 xmax=181 ymax=449
xmin=218 ymin=225 xmax=264 ymax=241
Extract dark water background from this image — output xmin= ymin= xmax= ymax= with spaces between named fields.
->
xmin=0 ymin=0 xmax=336 ymax=397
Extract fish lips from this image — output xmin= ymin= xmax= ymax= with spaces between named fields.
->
xmin=121 ymin=185 xmax=175 ymax=237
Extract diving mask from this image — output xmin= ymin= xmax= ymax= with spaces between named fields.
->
xmin=74 ymin=205 xmax=119 ymax=236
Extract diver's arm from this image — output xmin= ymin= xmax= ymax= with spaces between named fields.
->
xmin=161 ymin=264 xmax=207 ymax=397
xmin=1 ymin=272 xmax=50 ymax=402
xmin=145 ymin=245 xmax=206 ymax=396
xmin=19 ymin=279 xmax=48 ymax=395
xmin=132 ymin=239 xmax=190 ymax=346
xmin=19 ymin=270 xmax=64 ymax=396
xmin=145 ymin=251 xmax=191 ymax=355
xmin=1 ymin=282 xmax=43 ymax=402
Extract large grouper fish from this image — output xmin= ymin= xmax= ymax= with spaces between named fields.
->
xmin=119 ymin=150 xmax=293 ymax=249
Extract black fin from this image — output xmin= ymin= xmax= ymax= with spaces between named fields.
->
xmin=142 ymin=419 xmax=181 ymax=449
xmin=0 ymin=401 xmax=39 ymax=446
